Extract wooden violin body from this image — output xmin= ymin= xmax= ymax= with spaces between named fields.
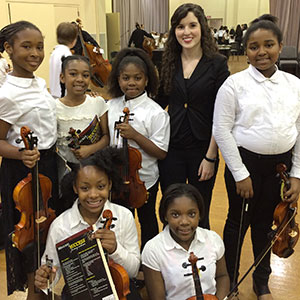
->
xmin=12 ymin=173 xmax=55 ymax=251
xmin=102 ymin=209 xmax=130 ymax=300
xmin=272 ymin=163 xmax=299 ymax=258
xmin=11 ymin=126 xmax=56 ymax=261
xmin=76 ymin=18 xmax=111 ymax=87
xmin=112 ymin=107 xmax=148 ymax=208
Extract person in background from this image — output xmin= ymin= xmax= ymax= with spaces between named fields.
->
xmin=156 ymin=3 xmax=229 ymax=229
xmin=49 ymin=22 xmax=78 ymax=98
xmin=128 ymin=22 xmax=154 ymax=50
xmin=213 ymin=14 xmax=300 ymax=300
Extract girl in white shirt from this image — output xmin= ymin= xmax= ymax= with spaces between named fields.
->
xmin=107 ymin=47 xmax=170 ymax=250
xmin=35 ymin=147 xmax=142 ymax=300
xmin=56 ymin=55 xmax=109 ymax=189
xmin=0 ymin=21 xmax=58 ymax=299
xmin=142 ymin=183 xmax=229 ymax=300
xmin=213 ymin=15 xmax=300 ymax=300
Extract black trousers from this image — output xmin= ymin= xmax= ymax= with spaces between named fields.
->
xmin=223 ymin=147 xmax=292 ymax=286
xmin=159 ymin=146 xmax=218 ymax=229
xmin=132 ymin=181 xmax=159 ymax=251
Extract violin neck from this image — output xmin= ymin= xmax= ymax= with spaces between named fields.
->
xmin=192 ymin=265 xmax=204 ymax=300
xmin=78 ymin=26 xmax=89 ymax=58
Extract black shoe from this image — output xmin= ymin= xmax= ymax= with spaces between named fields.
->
xmin=132 ymin=279 xmax=145 ymax=290
xmin=253 ymin=280 xmax=271 ymax=296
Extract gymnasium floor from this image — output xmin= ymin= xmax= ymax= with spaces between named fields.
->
xmin=1 ymin=56 xmax=300 ymax=299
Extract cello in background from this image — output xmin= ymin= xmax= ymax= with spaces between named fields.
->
xmin=11 ymin=126 xmax=56 ymax=274
xmin=76 ymin=18 xmax=112 ymax=87
xmin=143 ymin=36 xmax=155 ymax=58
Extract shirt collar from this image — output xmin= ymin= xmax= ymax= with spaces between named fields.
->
xmin=248 ymin=64 xmax=280 ymax=84
xmin=163 ymin=225 xmax=206 ymax=251
xmin=6 ymin=74 xmax=38 ymax=88
xmin=69 ymin=199 xmax=113 ymax=229
xmin=121 ymin=92 xmax=147 ymax=110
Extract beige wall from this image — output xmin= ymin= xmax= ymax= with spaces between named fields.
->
xmin=169 ymin=0 xmax=270 ymax=28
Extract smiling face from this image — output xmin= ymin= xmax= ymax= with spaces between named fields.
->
xmin=165 ymin=195 xmax=200 ymax=250
xmin=4 ymin=28 xmax=44 ymax=78
xmin=60 ymin=59 xmax=90 ymax=97
xmin=175 ymin=11 xmax=202 ymax=52
xmin=118 ymin=62 xmax=148 ymax=100
xmin=246 ymin=28 xmax=282 ymax=78
xmin=73 ymin=166 xmax=112 ymax=224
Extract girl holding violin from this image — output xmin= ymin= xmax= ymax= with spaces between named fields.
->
xmin=34 ymin=147 xmax=142 ymax=299
xmin=142 ymin=183 xmax=230 ymax=300
xmin=0 ymin=21 xmax=59 ymax=298
xmin=107 ymin=47 xmax=170 ymax=250
xmin=56 ymin=55 xmax=109 ymax=184
xmin=213 ymin=15 xmax=300 ymax=300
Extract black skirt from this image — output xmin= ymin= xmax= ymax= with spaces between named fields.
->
xmin=0 ymin=148 xmax=59 ymax=295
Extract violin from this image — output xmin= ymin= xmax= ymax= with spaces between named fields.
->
xmin=272 ymin=163 xmax=299 ymax=258
xmin=11 ymin=127 xmax=56 ymax=267
xmin=76 ymin=18 xmax=112 ymax=87
xmin=184 ymin=252 xmax=218 ymax=300
xmin=112 ymin=107 xmax=148 ymax=208
xmin=102 ymin=209 xmax=130 ymax=300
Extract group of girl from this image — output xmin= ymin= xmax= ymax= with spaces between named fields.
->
xmin=0 ymin=3 xmax=300 ymax=300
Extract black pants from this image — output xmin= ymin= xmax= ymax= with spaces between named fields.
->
xmin=223 ymin=147 xmax=292 ymax=286
xmin=159 ymin=146 xmax=218 ymax=229
xmin=132 ymin=181 xmax=159 ymax=251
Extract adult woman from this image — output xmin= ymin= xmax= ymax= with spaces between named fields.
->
xmin=156 ymin=3 xmax=229 ymax=228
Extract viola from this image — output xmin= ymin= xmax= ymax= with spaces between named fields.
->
xmin=76 ymin=18 xmax=112 ymax=87
xmin=102 ymin=209 xmax=130 ymax=300
xmin=184 ymin=252 xmax=218 ymax=300
xmin=112 ymin=107 xmax=148 ymax=208
xmin=11 ymin=127 xmax=56 ymax=267
xmin=271 ymin=163 xmax=299 ymax=258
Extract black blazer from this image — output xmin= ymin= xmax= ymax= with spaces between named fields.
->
xmin=156 ymin=54 xmax=229 ymax=146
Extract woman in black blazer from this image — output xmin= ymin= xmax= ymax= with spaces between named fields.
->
xmin=156 ymin=3 xmax=229 ymax=228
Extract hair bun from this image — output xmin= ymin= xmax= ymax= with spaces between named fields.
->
xmin=252 ymin=14 xmax=278 ymax=25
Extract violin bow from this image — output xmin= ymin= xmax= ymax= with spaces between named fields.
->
xmin=92 ymin=221 xmax=119 ymax=299
xmin=232 ymin=197 xmax=249 ymax=297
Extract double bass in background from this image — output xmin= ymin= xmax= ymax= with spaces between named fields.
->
xmin=10 ymin=126 xmax=56 ymax=273
xmin=112 ymin=107 xmax=148 ymax=209
xmin=75 ymin=18 xmax=112 ymax=87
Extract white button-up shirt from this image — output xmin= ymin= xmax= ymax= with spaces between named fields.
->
xmin=41 ymin=199 xmax=141 ymax=288
xmin=142 ymin=225 xmax=224 ymax=300
xmin=213 ymin=65 xmax=300 ymax=181
xmin=0 ymin=75 xmax=57 ymax=149
xmin=49 ymin=44 xmax=72 ymax=98
xmin=108 ymin=92 xmax=170 ymax=189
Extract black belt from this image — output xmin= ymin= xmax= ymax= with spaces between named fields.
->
xmin=239 ymin=147 xmax=292 ymax=159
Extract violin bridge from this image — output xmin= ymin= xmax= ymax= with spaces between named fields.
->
xmin=35 ymin=216 xmax=47 ymax=224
